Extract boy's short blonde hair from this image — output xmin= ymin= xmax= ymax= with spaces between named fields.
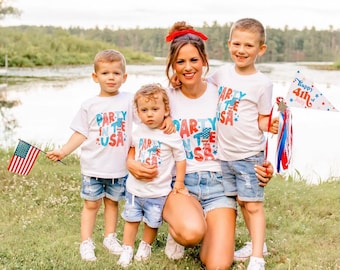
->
xmin=230 ymin=18 xmax=266 ymax=45
xmin=93 ymin=49 xmax=126 ymax=72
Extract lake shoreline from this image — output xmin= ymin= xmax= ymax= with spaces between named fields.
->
xmin=1 ymin=63 xmax=340 ymax=184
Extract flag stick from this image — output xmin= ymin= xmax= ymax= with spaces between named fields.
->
xmin=19 ymin=139 xmax=66 ymax=165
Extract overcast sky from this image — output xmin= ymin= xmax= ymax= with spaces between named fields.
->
xmin=2 ymin=0 xmax=339 ymax=30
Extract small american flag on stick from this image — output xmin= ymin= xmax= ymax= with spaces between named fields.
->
xmin=7 ymin=139 xmax=41 ymax=175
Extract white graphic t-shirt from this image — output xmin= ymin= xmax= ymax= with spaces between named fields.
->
xmin=209 ymin=64 xmax=273 ymax=161
xmin=126 ymin=123 xmax=186 ymax=198
xmin=70 ymin=92 xmax=133 ymax=178
xmin=166 ymin=83 xmax=221 ymax=174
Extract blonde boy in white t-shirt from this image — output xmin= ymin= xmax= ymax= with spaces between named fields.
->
xmin=117 ymin=83 xmax=186 ymax=267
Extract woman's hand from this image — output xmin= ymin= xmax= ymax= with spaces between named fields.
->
xmin=126 ymin=158 xmax=158 ymax=181
xmin=255 ymin=160 xmax=274 ymax=187
xmin=160 ymin=116 xmax=176 ymax=134
xmin=170 ymin=73 xmax=182 ymax=89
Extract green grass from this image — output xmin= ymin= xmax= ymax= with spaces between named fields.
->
xmin=0 ymin=149 xmax=339 ymax=269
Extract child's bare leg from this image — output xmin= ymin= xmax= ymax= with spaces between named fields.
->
xmin=244 ymin=201 xmax=265 ymax=258
xmin=141 ymin=224 xmax=158 ymax=244
xmin=103 ymin=197 xmax=119 ymax=236
xmin=81 ymin=199 xmax=101 ymax=241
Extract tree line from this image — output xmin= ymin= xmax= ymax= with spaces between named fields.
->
xmin=0 ymin=23 xmax=339 ymax=68
xmin=97 ymin=22 xmax=340 ymax=63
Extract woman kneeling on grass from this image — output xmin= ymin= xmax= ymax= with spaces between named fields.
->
xmin=127 ymin=21 xmax=274 ymax=270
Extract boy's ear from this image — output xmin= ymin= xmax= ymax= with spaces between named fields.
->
xmin=123 ymin=73 xmax=128 ymax=83
xmin=91 ymin=72 xmax=98 ymax=82
xmin=258 ymin=44 xmax=267 ymax=56
xmin=165 ymin=107 xmax=170 ymax=117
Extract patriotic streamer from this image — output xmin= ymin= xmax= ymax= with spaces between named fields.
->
xmin=265 ymin=70 xmax=337 ymax=175
xmin=276 ymin=98 xmax=293 ymax=173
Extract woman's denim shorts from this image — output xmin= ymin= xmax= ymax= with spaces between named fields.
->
xmin=180 ymin=171 xmax=237 ymax=213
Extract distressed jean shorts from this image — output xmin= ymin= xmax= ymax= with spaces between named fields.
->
xmin=121 ymin=191 xmax=167 ymax=229
xmin=181 ymin=171 xmax=237 ymax=213
xmin=80 ymin=174 xmax=127 ymax=202
xmin=221 ymin=152 xmax=265 ymax=202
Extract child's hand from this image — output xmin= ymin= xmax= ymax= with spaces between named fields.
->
xmin=172 ymin=182 xmax=189 ymax=195
xmin=269 ymin=117 xmax=279 ymax=134
xmin=46 ymin=149 xmax=66 ymax=162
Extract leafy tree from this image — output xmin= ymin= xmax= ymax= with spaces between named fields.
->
xmin=0 ymin=0 xmax=21 ymax=136
xmin=0 ymin=0 xmax=21 ymax=20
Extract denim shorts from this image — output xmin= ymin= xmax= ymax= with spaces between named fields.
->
xmin=121 ymin=191 xmax=167 ymax=229
xmin=80 ymin=174 xmax=127 ymax=202
xmin=180 ymin=171 xmax=237 ymax=213
xmin=221 ymin=152 xmax=265 ymax=202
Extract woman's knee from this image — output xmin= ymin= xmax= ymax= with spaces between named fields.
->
xmin=201 ymin=251 xmax=232 ymax=270
xmin=168 ymin=212 xmax=206 ymax=246
xmin=174 ymin=222 xmax=205 ymax=246
xmin=203 ymin=260 xmax=232 ymax=270
xmin=164 ymin=193 xmax=206 ymax=246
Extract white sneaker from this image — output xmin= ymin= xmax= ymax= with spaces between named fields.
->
xmin=134 ymin=240 xmax=152 ymax=261
xmin=80 ymin=239 xmax=96 ymax=261
xmin=117 ymin=245 xmax=134 ymax=268
xmin=103 ymin=233 xmax=123 ymax=255
xmin=234 ymin=241 xmax=268 ymax=262
xmin=165 ymin=233 xmax=185 ymax=260
xmin=247 ymin=256 xmax=265 ymax=270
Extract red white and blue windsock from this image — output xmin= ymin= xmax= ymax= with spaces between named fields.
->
xmin=276 ymin=97 xmax=293 ymax=173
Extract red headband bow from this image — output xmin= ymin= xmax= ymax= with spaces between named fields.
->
xmin=165 ymin=29 xmax=208 ymax=42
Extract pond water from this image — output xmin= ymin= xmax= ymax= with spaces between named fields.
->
xmin=1 ymin=62 xmax=339 ymax=184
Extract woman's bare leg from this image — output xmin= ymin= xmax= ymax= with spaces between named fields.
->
xmin=162 ymin=192 xmax=206 ymax=246
xmin=200 ymin=208 xmax=236 ymax=270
